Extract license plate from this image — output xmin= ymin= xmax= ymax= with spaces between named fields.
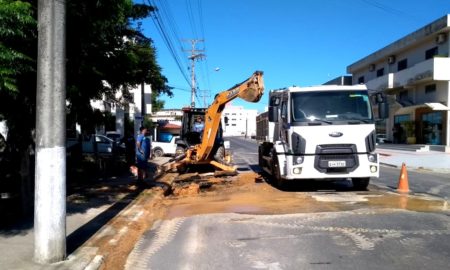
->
xmin=328 ymin=161 xmax=346 ymax=167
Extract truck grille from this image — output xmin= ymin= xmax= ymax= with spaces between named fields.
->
xmin=314 ymin=144 xmax=358 ymax=173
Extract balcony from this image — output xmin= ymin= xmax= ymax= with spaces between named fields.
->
xmin=366 ymin=73 xmax=394 ymax=92
xmin=393 ymin=57 xmax=450 ymax=88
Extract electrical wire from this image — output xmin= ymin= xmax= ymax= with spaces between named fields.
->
xmin=147 ymin=0 xmax=191 ymax=86
xmin=359 ymin=0 xmax=416 ymax=20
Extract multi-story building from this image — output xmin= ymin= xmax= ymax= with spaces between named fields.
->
xmin=89 ymin=82 xmax=153 ymax=137
xmin=347 ymin=14 xmax=450 ymax=152
xmin=222 ymin=104 xmax=258 ymax=137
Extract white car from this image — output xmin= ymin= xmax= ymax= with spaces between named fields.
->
xmin=376 ymin=134 xmax=388 ymax=144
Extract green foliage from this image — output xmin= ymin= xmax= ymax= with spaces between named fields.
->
xmin=0 ymin=0 xmax=172 ymax=149
xmin=65 ymin=0 xmax=172 ymax=127
xmin=0 ymin=0 xmax=36 ymax=92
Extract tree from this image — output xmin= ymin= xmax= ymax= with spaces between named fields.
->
xmin=1 ymin=0 xmax=172 ymax=139
xmin=0 ymin=0 xmax=172 ymax=214
xmin=0 ymin=0 xmax=36 ymax=93
xmin=65 ymin=0 xmax=172 ymax=132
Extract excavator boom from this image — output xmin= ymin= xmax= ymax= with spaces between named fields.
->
xmin=195 ymin=71 xmax=264 ymax=162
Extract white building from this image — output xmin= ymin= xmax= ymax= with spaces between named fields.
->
xmin=222 ymin=104 xmax=258 ymax=137
xmin=90 ymin=82 xmax=153 ymax=137
xmin=347 ymin=14 xmax=450 ymax=152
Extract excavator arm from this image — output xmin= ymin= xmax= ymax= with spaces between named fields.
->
xmin=194 ymin=71 xmax=264 ymax=162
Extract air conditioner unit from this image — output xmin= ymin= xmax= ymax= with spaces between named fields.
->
xmin=388 ymin=55 xmax=396 ymax=64
xmin=369 ymin=64 xmax=375 ymax=71
xmin=436 ymin=33 xmax=447 ymax=44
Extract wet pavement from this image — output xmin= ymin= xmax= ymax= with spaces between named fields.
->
xmin=126 ymin=171 xmax=450 ymax=270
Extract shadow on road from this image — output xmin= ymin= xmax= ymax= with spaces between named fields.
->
xmin=255 ymin=166 xmax=361 ymax=193
xmin=66 ymin=189 xmax=141 ymax=254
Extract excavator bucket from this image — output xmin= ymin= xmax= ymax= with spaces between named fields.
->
xmin=237 ymin=71 xmax=264 ymax=103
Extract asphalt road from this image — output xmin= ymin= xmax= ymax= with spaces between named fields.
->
xmin=125 ymin=136 xmax=450 ymax=270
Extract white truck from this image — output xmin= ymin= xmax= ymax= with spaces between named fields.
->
xmin=257 ymin=85 xmax=381 ymax=190
xmin=151 ymin=134 xmax=179 ymax=157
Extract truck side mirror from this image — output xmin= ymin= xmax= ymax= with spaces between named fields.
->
xmin=268 ymin=106 xmax=278 ymax=122
xmin=378 ymin=102 xmax=389 ymax=119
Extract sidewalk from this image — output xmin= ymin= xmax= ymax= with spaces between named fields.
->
xmin=376 ymin=147 xmax=450 ymax=174
xmin=0 ymin=157 xmax=172 ymax=270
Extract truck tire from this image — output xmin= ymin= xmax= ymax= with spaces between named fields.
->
xmin=352 ymin=177 xmax=370 ymax=191
xmin=175 ymin=146 xmax=185 ymax=157
xmin=152 ymin=147 xmax=164 ymax=158
xmin=271 ymin=154 xmax=285 ymax=189
xmin=258 ymin=146 xmax=264 ymax=167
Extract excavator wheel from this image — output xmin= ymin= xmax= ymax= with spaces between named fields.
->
xmin=214 ymin=145 xmax=226 ymax=164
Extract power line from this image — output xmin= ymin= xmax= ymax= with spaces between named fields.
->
xmin=359 ymin=0 xmax=416 ymax=20
xmin=147 ymin=0 xmax=191 ymax=86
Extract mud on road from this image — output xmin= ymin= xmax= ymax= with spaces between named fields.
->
xmin=92 ymin=171 xmax=449 ymax=270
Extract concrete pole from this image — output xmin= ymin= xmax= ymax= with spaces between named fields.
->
xmin=34 ymin=0 xmax=66 ymax=263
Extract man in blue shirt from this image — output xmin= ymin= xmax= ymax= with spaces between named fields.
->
xmin=136 ymin=126 xmax=151 ymax=183
xmin=193 ymin=116 xmax=204 ymax=134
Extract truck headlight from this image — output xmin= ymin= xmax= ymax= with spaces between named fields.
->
xmin=367 ymin=154 xmax=377 ymax=163
xmin=293 ymin=167 xmax=302 ymax=174
xmin=293 ymin=156 xmax=304 ymax=165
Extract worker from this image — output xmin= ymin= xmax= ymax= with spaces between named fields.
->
xmin=193 ymin=116 xmax=205 ymax=134
xmin=136 ymin=126 xmax=151 ymax=185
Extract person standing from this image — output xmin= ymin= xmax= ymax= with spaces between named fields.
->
xmin=136 ymin=126 xmax=151 ymax=184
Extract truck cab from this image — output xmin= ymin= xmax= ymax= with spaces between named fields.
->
xmin=258 ymin=85 xmax=379 ymax=190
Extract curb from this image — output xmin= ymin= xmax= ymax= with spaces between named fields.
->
xmin=380 ymin=162 xmax=398 ymax=168
xmin=74 ymin=173 xmax=175 ymax=270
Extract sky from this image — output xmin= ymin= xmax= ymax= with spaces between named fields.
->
xmin=138 ymin=0 xmax=450 ymax=113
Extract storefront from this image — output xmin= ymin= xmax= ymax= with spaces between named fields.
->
xmin=392 ymin=103 xmax=448 ymax=145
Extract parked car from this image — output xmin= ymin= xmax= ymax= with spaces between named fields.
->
xmin=152 ymin=134 xmax=179 ymax=157
xmin=105 ymin=131 xmax=122 ymax=143
xmin=0 ymin=133 xmax=21 ymax=204
xmin=67 ymin=134 xmax=124 ymax=155
xmin=376 ymin=134 xmax=388 ymax=144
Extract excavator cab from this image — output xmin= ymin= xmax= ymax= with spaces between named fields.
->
xmin=175 ymin=107 xmax=224 ymax=156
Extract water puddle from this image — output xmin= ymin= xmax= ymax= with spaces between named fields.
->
xmin=163 ymin=172 xmax=450 ymax=219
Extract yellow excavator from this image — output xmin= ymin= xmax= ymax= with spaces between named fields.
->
xmin=174 ymin=71 xmax=264 ymax=172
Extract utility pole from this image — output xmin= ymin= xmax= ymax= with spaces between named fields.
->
xmin=183 ymin=39 xmax=205 ymax=108
xmin=199 ymin=89 xmax=211 ymax=107
xmin=35 ymin=0 xmax=66 ymax=264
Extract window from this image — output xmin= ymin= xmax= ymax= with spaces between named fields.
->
xmin=358 ymin=76 xmax=364 ymax=84
xmin=291 ymin=90 xmax=372 ymax=123
xmin=397 ymin=59 xmax=407 ymax=71
xmin=376 ymin=68 xmax=384 ymax=77
xmin=425 ymin=84 xmax=436 ymax=94
xmin=425 ymin=47 xmax=438 ymax=60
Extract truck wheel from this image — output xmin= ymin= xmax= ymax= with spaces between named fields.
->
xmin=258 ymin=146 xmax=264 ymax=167
xmin=352 ymin=177 xmax=370 ymax=191
xmin=153 ymin=148 xmax=164 ymax=158
xmin=175 ymin=146 xmax=185 ymax=157
xmin=271 ymin=157 xmax=285 ymax=189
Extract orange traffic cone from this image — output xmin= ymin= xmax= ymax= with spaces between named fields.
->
xmin=397 ymin=163 xmax=410 ymax=193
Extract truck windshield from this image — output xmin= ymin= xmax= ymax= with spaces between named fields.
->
xmin=291 ymin=90 xmax=373 ymax=123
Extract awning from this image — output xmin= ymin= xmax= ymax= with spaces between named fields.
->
xmin=394 ymin=103 xmax=450 ymax=115
xmin=394 ymin=104 xmax=426 ymax=115
xmin=425 ymin=102 xmax=450 ymax=111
